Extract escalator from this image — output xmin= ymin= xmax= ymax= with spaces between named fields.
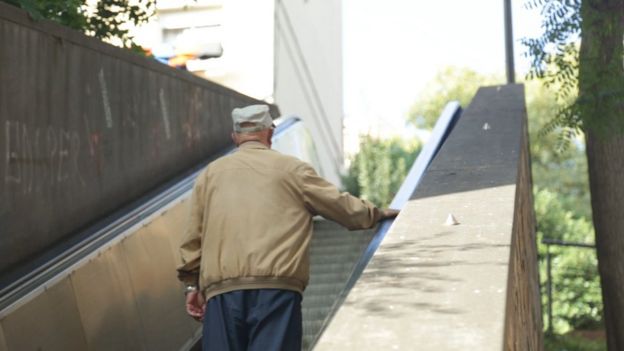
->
xmin=0 ymin=101 xmax=461 ymax=351
xmin=0 ymin=4 xmax=470 ymax=349
xmin=0 ymin=117 xmax=306 ymax=350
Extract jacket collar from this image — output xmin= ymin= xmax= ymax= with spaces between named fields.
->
xmin=238 ymin=141 xmax=269 ymax=150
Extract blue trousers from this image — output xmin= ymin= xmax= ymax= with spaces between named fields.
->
xmin=202 ymin=289 xmax=302 ymax=351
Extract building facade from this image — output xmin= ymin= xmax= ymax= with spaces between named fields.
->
xmin=134 ymin=0 xmax=344 ymax=185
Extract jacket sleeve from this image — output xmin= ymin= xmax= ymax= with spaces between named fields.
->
xmin=297 ymin=163 xmax=381 ymax=230
xmin=176 ymin=173 xmax=205 ymax=286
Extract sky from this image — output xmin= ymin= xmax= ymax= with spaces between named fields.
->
xmin=342 ymin=0 xmax=543 ymax=142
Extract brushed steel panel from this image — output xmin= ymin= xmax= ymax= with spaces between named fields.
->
xmin=150 ymin=207 xmax=202 ymax=340
xmin=1 ymin=278 xmax=88 ymax=350
xmin=157 ymin=200 xmax=203 ymax=335
xmin=0 ymin=325 xmax=7 ymax=351
xmin=123 ymin=221 xmax=194 ymax=351
xmin=162 ymin=200 xmax=192 ymax=264
xmin=71 ymin=244 xmax=146 ymax=351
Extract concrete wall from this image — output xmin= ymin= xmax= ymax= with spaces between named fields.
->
xmin=315 ymin=85 xmax=543 ymax=350
xmin=274 ymin=0 xmax=343 ymax=184
xmin=0 ymin=3 xmax=277 ymax=278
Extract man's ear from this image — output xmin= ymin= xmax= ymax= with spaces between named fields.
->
xmin=267 ymin=129 xmax=274 ymax=145
xmin=231 ymin=132 xmax=238 ymax=145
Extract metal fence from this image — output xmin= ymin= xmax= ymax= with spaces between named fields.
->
xmin=542 ymin=238 xmax=599 ymax=334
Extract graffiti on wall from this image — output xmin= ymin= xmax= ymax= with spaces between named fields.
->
xmin=4 ymin=120 xmax=85 ymax=194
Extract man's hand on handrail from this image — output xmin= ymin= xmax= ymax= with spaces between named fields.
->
xmin=380 ymin=208 xmax=400 ymax=220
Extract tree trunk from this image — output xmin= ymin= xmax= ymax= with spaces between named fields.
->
xmin=579 ymin=1 xmax=624 ymax=350
xmin=585 ymin=133 xmax=624 ymax=351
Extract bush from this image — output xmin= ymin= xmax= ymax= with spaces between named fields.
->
xmin=544 ymin=333 xmax=606 ymax=351
xmin=535 ymin=188 xmax=603 ymax=333
xmin=2 ymin=0 xmax=155 ymax=50
xmin=342 ymin=135 xmax=420 ymax=208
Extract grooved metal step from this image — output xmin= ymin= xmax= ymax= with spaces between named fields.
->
xmin=301 ymin=220 xmax=376 ymax=350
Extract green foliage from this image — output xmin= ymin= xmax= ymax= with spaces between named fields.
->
xmin=522 ymin=0 xmax=624 ymax=138
xmin=522 ymin=0 xmax=580 ymax=96
xmin=410 ymin=68 xmax=591 ymax=217
xmin=545 ymin=333 xmax=606 ymax=351
xmin=527 ymin=75 xmax=601 ymax=334
xmin=407 ymin=67 xmax=500 ymax=129
xmin=522 ymin=0 xmax=581 ymax=138
xmin=342 ymin=136 xmax=421 ymax=208
xmin=88 ymin=0 xmax=155 ymax=50
xmin=5 ymin=0 xmax=87 ymax=27
xmin=2 ymin=0 xmax=155 ymax=50
xmin=526 ymin=79 xmax=591 ymax=218
xmin=535 ymin=188 xmax=602 ymax=333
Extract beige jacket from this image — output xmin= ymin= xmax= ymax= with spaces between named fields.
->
xmin=177 ymin=141 xmax=381 ymax=301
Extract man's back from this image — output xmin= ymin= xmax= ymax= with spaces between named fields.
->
xmin=177 ymin=104 xmax=396 ymax=350
xmin=196 ymin=141 xmax=315 ymax=300
xmin=181 ymin=140 xmax=381 ymax=301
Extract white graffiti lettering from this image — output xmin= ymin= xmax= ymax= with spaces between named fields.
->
xmin=3 ymin=120 xmax=85 ymax=195
xmin=98 ymin=68 xmax=114 ymax=129
xmin=159 ymin=88 xmax=172 ymax=140
xmin=4 ymin=120 xmax=21 ymax=185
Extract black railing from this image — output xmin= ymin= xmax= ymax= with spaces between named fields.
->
xmin=542 ymin=237 xmax=597 ymax=335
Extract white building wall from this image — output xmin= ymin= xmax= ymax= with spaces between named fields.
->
xmin=134 ymin=0 xmax=344 ymax=185
xmin=211 ymin=0 xmax=274 ymax=99
xmin=274 ymin=0 xmax=343 ymax=185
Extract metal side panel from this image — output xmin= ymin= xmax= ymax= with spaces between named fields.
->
xmin=160 ymin=197 xmax=192 ymax=266
xmin=122 ymin=219 xmax=194 ymax=351
xmin=70 ymin=244 xmax=146 ymax=351
xmin=0 ymin=278 xmax=88 ymax=350
xmin=156 ymin=198 xmax=203 ymax=336
xmin=0 ymin=325 xmax=7 ymax=351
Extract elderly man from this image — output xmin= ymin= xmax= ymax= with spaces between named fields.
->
xmin=177 ymin=104 xmax=399 ymax=351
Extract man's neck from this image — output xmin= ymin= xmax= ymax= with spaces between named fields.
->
xmin=238 ymin=139 xmax=271 ymax=148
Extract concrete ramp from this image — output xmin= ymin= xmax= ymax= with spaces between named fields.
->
xmin=314 ymin=85 xmax=543 ymax=351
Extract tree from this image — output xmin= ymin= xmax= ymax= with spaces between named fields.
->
xmin=534 ymin=188 xmax=601 ymax=333
xmin=2 ymin=0 xmax=155 ymax=50
xmin=523 ymin=1 xmax=624 ymax=349
xmin=526 ymin=79 xmax=591 ymax=219
xmin=525 ymin=80 xmax=600 ymax=337
xmin=407 ymin=67 xmax=500 ymax=129
xmin=410 ymin=68 xmax=591 ymax=218
xmin=342 ymin=136 xmax=421 ymax=208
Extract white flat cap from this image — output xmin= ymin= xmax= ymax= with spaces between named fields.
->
xmin=232 ymin=104 xmax=275 ymax=133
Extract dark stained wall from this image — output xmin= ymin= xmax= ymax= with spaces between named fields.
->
xmin=0 ymin=3 xmax=278 ymax=276
xmin=504 ymin=109 xmax=543 ymax=350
